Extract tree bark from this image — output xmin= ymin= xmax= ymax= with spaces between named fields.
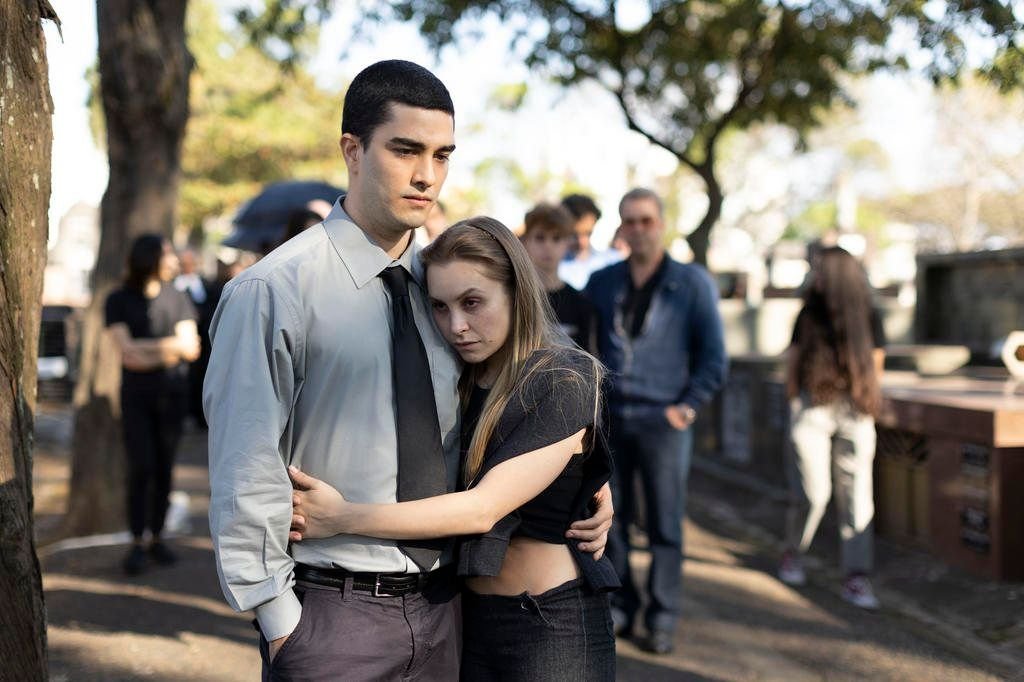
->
xmin=687 ymin=163 xmax=722 ymax=268
xmin=66 ymin=0 xmax=192 ymax=536
xmin=0 ymin=2 xmax=56 ymax=679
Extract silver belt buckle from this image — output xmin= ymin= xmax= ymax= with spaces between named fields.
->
xmin=373 ymin=575 xmax=385 ymax=597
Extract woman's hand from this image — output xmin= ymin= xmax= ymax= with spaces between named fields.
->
xmin=565 ymin=482 xmax=613 ymax=560
xmin=288 ymin=466 xmax=347 ymax=541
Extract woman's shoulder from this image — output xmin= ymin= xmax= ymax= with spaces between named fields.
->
xmin=521 ymin=346 xmax=599 ymax=389
xmin=502 ymin=347 xmax=600 ymax=426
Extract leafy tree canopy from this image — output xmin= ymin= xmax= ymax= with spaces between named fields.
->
xmin=181 ymin=0 xmax=344 ymax=236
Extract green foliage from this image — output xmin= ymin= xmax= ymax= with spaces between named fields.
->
xmin=378 ymin=0 xmax=1022 ymax=264
xmin=785 ymin=201 xmax=838 ymax=240
xmin=387 ymin=1 xmax=1020 ymax=167
xmin=488 ymin=82 xmax=529 ymax=111
xmin=180 ymin=0 xmax=344 ymax=234
xmin=233 ymin=0 xmax=333 ymax=70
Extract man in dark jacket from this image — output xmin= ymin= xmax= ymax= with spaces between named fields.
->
xmin=586 ymin=188 xmax=727 ymax=655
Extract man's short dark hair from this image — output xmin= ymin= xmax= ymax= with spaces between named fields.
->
xmin=342 ymin=60 xmax=454 ymax=147
xmin=560 ymin=194 xmax=601 ymax=222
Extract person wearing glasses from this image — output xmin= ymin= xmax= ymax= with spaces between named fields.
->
xmin=585 ymin=188 xmax=727 ymax=655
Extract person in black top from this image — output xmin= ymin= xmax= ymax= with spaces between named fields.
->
xmin=106 ymin=234 xmax=200 ymax=575
xmin=780 ymin=246 xmax=886 ymax=610
xmin=520 ymin=202 xmax=598 ymax=354
xmin=289 ymin=217 xmax=617 ymax=681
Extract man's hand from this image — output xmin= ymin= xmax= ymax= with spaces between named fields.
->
xmin=665 ymin=403 xmax=696 ymax=431
xmin=288 ymin=466 xmax=346 ymax=542
xmin=566 ymin=482 xmax=613 ymax=560
xmin=268 ymin=634 xmax=288 ymax=663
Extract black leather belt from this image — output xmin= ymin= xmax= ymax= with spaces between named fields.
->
xmin=294 ymin=564 xmax=449 ymax=597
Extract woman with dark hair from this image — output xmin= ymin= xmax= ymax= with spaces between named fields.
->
xmin=105 ymin=234 xmax=201 ymax=575
xmin=779 ymin=246 xmax=886 ymax=609
xmin=289 ymin=217 xmax=616 ymax=680
xmin=279 ymin=208 xmax=324 ymax=247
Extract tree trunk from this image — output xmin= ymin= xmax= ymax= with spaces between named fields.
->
xmin=0 ymin=2 xmax=56 ymax=679
xmin=66 ymin=0 xmax=192 ymax=536
xmin=687 ymin=163 xmax=722 ymax=268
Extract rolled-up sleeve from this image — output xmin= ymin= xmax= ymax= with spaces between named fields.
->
xmin=203 ymin=278 xmax=304 ymax=641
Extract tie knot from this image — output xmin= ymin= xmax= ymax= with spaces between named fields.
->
xmin=379 ymin=266 xmax=409 ymax=297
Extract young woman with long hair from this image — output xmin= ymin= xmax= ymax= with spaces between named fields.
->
xmin=105 ymin=234 xmax=200 ymax=574
xmin=288 ymin=217 xmax=617 ymax=680
xmin=780 ymin=246 xmax=886 ymax=609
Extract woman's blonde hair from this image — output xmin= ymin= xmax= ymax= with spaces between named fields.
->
xmin=421 ymin=216 xmax=602 ymax=484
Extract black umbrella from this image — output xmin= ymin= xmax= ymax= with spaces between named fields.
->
xmin=223 ymin=180 xmax=344 ymax=252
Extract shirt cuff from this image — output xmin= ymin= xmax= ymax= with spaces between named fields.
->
xmin=254 ymin=589 xmax=302 ymax=642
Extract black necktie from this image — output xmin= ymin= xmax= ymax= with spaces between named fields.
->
xmin=379 ymin=266 xmax=448 ymax=570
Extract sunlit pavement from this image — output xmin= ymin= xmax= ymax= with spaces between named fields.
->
xmin=36 ymin=404 xmax=1021 ymax=680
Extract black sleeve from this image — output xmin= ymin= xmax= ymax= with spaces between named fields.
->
xmin=104 ymin=290 xmax=125 ymax=328
xmin=870 ymin=308 xmax=886 ymax=349
xmin=483 ymin=350 xmax=598 ymax=473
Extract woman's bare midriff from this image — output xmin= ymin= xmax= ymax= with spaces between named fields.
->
xmin=464 ymin=536 xmax=580 ymax=596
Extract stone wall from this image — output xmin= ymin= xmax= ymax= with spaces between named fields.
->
xmin=916 ymin=248 xmax=1024 ymax=354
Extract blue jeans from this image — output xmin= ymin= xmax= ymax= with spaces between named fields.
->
xmin=607 ymin=414 xmax=693 ymax=633
xmin=460 ymin=579 xmax=615 ymax=681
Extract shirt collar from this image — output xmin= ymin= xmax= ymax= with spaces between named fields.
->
xmin=322 ymin=197 xmax=424 ymax=290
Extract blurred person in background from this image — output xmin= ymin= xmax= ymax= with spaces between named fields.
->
xmin=280 ymin=208 xmax=324 ymax=246
xmin=780 ymin=246 xmax=886 ymax=609
xmin=415 ymin=200 xmax=448 ymax=246
xmin=587 ymin=187 xmax=727 ymax=654
xmin=174 ymin=247 xmax=218 ymax=428
xmin=521 ymin=201 xmax=597 ymax=354
xmin=106 ymin=234 xmax=200 ymax=575
xmin=558 ymin=193 xmax=621 ymax=290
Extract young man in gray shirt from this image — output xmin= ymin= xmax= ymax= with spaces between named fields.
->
xmin=205 ymin=60 xmax=610 ymax=681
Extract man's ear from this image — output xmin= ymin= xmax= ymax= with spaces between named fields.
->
xmin=340 ymin=133 xmax=362 ymax=173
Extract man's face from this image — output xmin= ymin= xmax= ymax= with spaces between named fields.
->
xmin=522 ymin=228 xmax=570 ymax=275
xmin=619 ymin=197 xmax=665 ymax=261
xmin=573 ymin=213 xmax=597 ymax=254
xmin=342 ymin=103 xmax=455 ymax=239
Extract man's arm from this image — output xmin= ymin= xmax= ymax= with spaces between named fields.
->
xmin=204 ymin=278 xmax=303 ymax=646
xmin=677 ymin=270 xmax=728 ymax=411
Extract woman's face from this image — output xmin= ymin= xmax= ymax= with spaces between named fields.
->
xmin=158 ymin=242 xmax=179 ymax=283
xmin=427 ymin=259 xmax=512 ymax=372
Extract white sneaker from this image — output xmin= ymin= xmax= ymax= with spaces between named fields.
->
xmin=842 ymin=574 xmax=880 ymax=610
xmin=778 ymin=551 xmax=807 ymax=586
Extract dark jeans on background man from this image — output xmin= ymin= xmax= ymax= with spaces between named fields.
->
xmin=121 ymin=382 xmax=186 ymax=538
xmin=606 ymin=413 xmax=694 ymax=634
xmin=258 ymin=577 xmax=461 ymax=682
xmin=460 ymin=579 xmax=615 ymax=681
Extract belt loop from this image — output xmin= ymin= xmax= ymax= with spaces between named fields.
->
xmin=342 ymin=576 xmax=354 ymax=601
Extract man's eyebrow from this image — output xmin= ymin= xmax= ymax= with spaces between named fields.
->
xmin=388 ymin=137 xmax=456 ymax=154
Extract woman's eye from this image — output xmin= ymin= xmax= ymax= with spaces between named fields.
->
xmin=463 ymin=298 xmax=480 ymax=310
xmin=431 ymin=301 xmax=447 ymax=311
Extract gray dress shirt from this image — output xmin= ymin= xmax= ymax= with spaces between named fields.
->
xmin=204 ymin=201 xmax=461 ymax=641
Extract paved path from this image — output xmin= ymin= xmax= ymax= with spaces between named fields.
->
xmin=35 ymin=406 xmax=1018 ymax=681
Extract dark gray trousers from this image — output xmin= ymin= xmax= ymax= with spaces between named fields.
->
xmin=258 ymin=578 xmax=461 ymax=681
